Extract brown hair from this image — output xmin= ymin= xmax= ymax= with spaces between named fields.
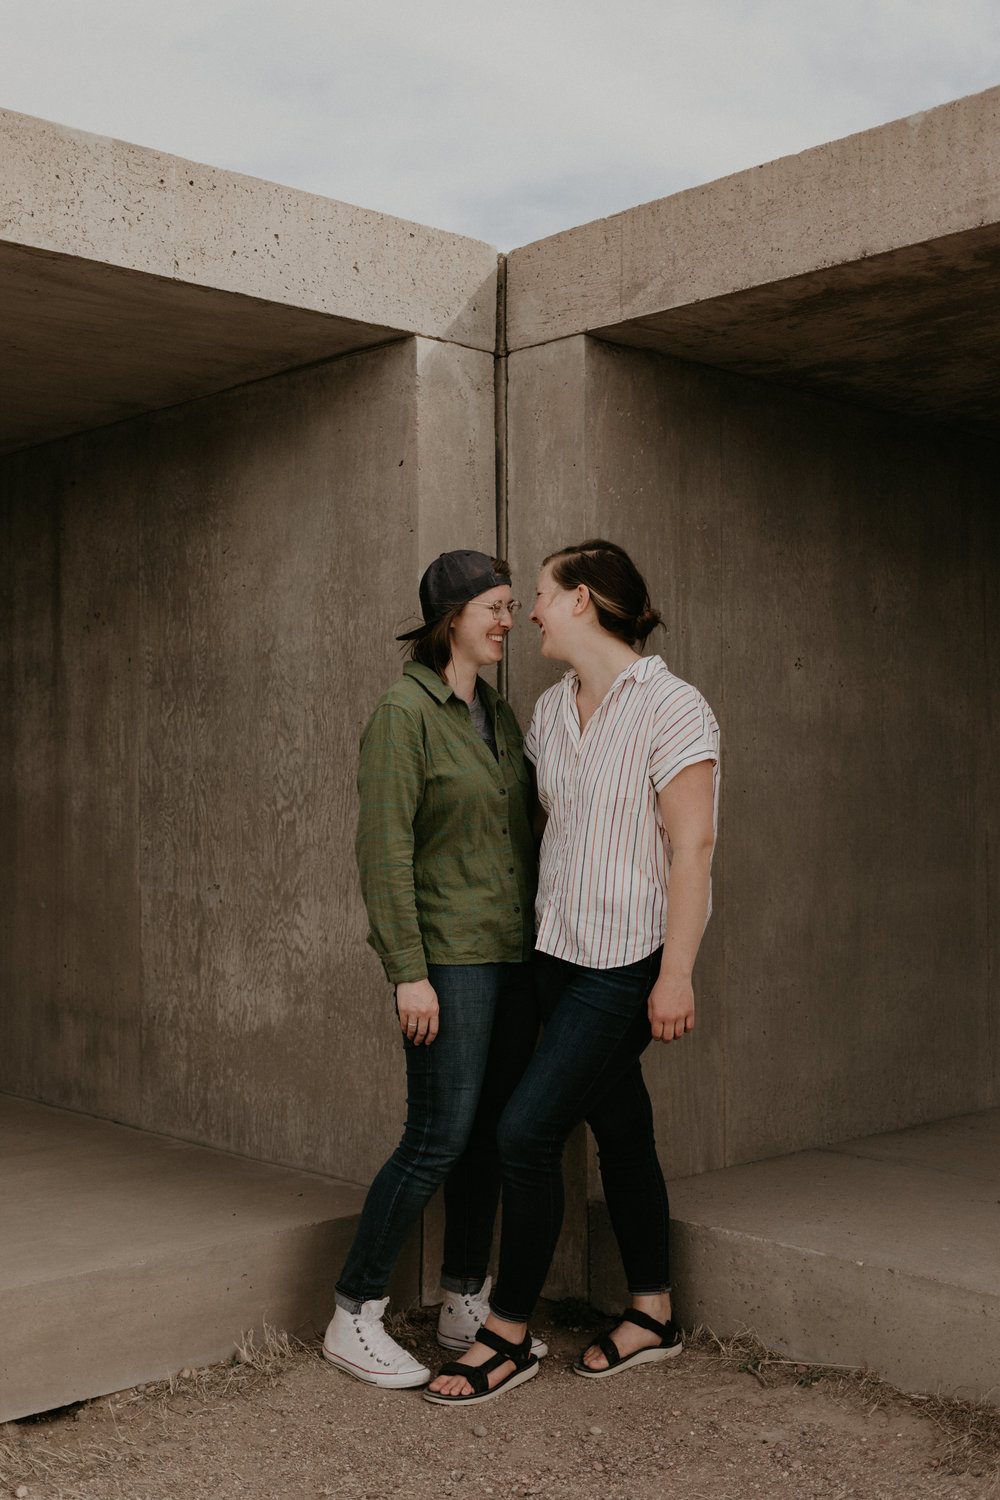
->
xmin=543 ymin=539 xmax=662 ymax=647
xmin=407 ymin=556 xmax=511 ymax=680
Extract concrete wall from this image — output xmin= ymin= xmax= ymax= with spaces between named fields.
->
xmin=506 ymin=336 xmax=999 ymax=1196
xmin=0 ymin=335 xmax=496 ymax=1186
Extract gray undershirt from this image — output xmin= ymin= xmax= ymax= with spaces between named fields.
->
xmin=468 ymin=692 xmax=498 ymax=760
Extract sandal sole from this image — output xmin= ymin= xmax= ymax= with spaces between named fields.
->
xmin=423 ymin=1358 xmax=539 ymax=1406
xmin=572 ymin=1342 xmax=683 ymax=1379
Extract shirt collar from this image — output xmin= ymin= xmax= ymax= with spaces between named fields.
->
xmin=403 ymin=660 xmax=454 ymax=703
xmin=403 ymin=660 xmax=500 ymax=709
xmin=561 ymin=654 xmax=665 ymax=693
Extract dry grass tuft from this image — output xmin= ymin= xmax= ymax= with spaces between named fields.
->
xmin=906 ymin=1390 xmax=1000 ymax=1484
xmin=232 ymin=1320 xmax=316 ymax=1378
xmin=687 ymin=1323 xmax=1000 ymax=1482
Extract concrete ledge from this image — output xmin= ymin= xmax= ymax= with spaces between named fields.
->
xmin=0 ymin=1096 xmax=416 ymax=1422
xmin=506 ymin=86 xmax=1000 ymax=350
xmin=0 ymin=107 xmax=498 ymax=351
xmin=590 ymin=1110 xmax=1000 ymax=1401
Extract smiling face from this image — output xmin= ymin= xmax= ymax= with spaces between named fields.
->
xmin=530 ymin=564 xmax=580 ymax=659
xmin=449 ymin=582 xmax=515 ymax=670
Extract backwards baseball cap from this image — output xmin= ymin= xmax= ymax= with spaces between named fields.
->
xmin=396 ymin=550 xmax=511 ymax=641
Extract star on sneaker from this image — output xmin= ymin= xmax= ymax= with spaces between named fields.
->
xmin=323 ymin=1297 xmax=430 ymax=1388
xmin=436 ymin=1277 xmax=548 ymax=1358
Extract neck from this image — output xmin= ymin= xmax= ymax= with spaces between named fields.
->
xmin=567 ymin=633 xmax=640 ymax=701
xmin=444 ymin=656 xmax=479 ymax=704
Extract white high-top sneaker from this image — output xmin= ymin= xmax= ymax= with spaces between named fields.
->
xmin=323 ymin=1297 xmax=430 ymax=1388
xmin=436 ymin=1276 xmax=549 ymax=1358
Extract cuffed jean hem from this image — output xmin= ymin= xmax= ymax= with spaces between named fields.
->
xmin=440 ymin=1272 xmax=486 ymax=1295
xmin=627 ymin=1282 xmax=673 ymax=1297
xmin=487 ymin=1297 xmax=532 ymax=1325
xmin=333 ymin=1288 xmax=371 ymax=1315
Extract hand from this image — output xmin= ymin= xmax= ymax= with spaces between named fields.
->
xmin=648 ymin=971 xmax=694 ymax=1043
xmin=396 ymin=979 xmax=439 ymax=1045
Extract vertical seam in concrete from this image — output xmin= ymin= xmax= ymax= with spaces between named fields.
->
xmin=494 ymin=253 xmax=509 ymax=699
xmin=137 ymin=463 xmax=147 ymax=1127
xmin=717 ymin=396 xmax=730 ymax=1164
xmin=984 ymin=560 xmax=995 ymax=1105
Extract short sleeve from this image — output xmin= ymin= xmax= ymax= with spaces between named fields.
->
xmin=649 ymin=681 xmax=719 ymax=794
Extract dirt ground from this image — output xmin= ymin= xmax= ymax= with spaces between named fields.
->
xmin=2 ymin=1305 xmax=997 ymax=1500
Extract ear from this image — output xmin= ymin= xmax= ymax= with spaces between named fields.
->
xmin=572 ymin=585 xmax=591 ymax=617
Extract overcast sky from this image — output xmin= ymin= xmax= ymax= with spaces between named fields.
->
xmin=1 ymin=0 xmax=997 ymax=248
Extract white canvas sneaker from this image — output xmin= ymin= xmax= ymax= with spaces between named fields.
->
xmin=436 ymin=1276 xmax=549 ymax=1358
xmin=323 ymin=1297 xmax=430 ymax=1388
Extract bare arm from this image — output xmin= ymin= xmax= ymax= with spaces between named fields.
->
xmin=648 ymin=759 xmax=716 ymax=1043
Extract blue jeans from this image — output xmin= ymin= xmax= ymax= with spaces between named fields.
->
xmin=335 ymin=962 xmax=537 ymax=1311
xmin=490 ymin=947 xmax=670 ymax=1323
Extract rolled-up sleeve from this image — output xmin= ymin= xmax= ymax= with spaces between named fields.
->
xmin=355 ymin=704 xmax=428 ymax=983
xmin=649 ymin=683 xmax=719 ymax=793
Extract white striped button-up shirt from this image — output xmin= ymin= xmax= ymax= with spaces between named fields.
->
xmin=523 ymin=655 xmax=719 ymax=969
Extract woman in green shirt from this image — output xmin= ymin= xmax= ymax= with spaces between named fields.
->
xmin=322 ymin=550 xmax=540 ymax=1389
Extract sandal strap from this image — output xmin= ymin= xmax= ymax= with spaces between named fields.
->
xmin=435 ymin=1357 xmax=499 ymax=1395
xmin=621 ymin=1307 xmax=670 ymax=1340
xmin=477 ymin=1325 xmax=532 ymax=1365
xmin=595 ymin=1334 xmax=622 ymax=1369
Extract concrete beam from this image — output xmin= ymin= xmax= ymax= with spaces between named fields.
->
xmin=505 ymin=88 xmax=1000 ymax=432
xmin=507 ymin=88 xmax=1000 ymax=349
xmin=1 ymin=107 xmax=497 ymax=349
xmin=0 ymin=107 xmax=497 ymax=454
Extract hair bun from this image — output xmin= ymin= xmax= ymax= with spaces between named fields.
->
xmin=633 ymin=605 xmax=663 ymax=642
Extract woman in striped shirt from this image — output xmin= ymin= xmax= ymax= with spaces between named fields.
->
xmin=427 ymin=539 xmax=719 ymax=1404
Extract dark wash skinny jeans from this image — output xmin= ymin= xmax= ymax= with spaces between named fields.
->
xmin=335 ymin=962 xmax=538 ymax=1312
xmin=490 ymin=947 xmax=671 ymax=1324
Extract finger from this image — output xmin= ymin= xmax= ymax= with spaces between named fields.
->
xmin=426 ymin=1014 xmax=440 ymax=1044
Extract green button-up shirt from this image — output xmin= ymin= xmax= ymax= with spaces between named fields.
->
xmin=356 ymin=662 xmax=537 ymax=983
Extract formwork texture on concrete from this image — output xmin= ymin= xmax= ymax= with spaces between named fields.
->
xmin=657 ymin=1110 xmax=1000 ymax=1402
xmin=0 ymin=1095 xmax=418 ymax=1423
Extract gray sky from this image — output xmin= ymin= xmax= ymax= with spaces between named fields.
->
xmin=2 ymin=0 xmax=998 ymax=248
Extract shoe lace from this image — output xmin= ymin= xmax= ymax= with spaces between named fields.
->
xmin=356 ymin=1311 xmax=407 ymax=1367
xmin=466 ymin=1287 xmax=490 ymax=1322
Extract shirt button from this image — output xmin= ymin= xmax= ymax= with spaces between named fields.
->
xmin=508 ymin=866 xmax=514 ymax=874
xmin=500 ymin=788 xmax=506 ymax=796
xmin=502 ymin=826 xmax=507 ymax=834
xmin=514 ymin=906 xmax=520 ymax=914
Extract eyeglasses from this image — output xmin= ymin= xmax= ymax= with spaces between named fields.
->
xmin=473 ymin=600 xmax=521 ymax=619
